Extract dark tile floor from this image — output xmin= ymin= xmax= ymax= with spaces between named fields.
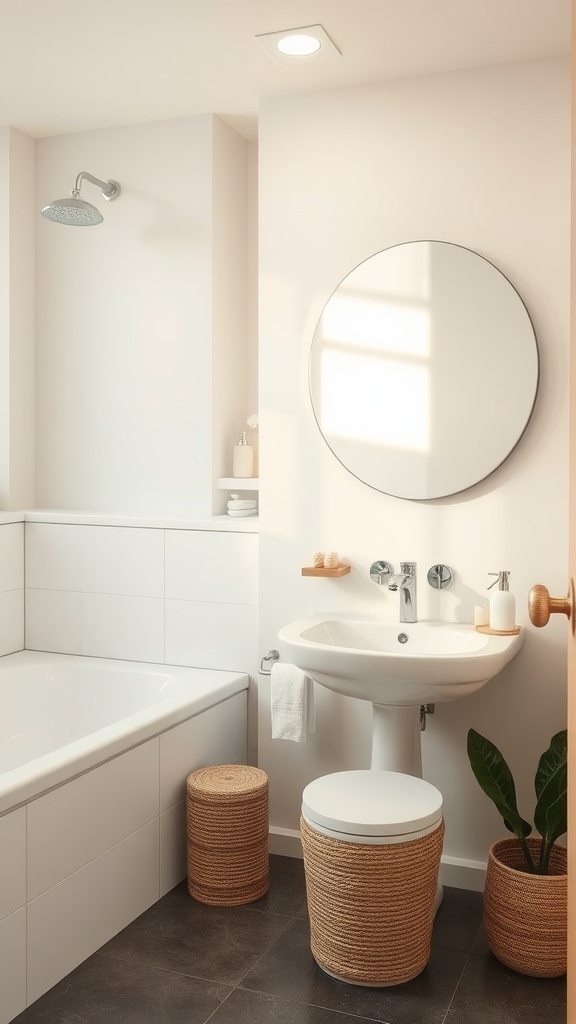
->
xmin=13 ymin=855 xmax=566 ymax=1024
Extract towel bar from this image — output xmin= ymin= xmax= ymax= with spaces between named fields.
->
xmin=260 ymin=649 xmax=279 ymax=675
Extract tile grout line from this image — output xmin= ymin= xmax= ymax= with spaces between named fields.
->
xmin=439 ymin=950 xmax=473 ymax=1024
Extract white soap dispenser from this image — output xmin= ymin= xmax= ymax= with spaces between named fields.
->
xmin=487 ymin=571 xmax=516 ymax=631
xmin=232 ymin=431 xmax=254 ymax=478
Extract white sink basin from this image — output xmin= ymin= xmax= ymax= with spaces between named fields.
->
xmin=278 ymin=613 xmax=524 ymax=706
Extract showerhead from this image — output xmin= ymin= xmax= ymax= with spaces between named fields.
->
xmin=41 ymin=196 xmax=104 ymax=226
xmin=41 ymin=171 xmax=120 ymax=227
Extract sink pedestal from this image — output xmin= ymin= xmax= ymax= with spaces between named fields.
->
xmin=371 ymin=702 xmax=443 ymax=914
xmin=371 ymin=704 xmax=422 ymax=776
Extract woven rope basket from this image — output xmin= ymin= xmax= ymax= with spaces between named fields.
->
xmin=300 ymin=815 xmax=444 ymax=986
xmin=187 ymin=764 xmax=269 ymax=906
xmin=484 ymin=837 xmax=567 ymax=977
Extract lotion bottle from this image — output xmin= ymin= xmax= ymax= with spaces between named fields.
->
xmin=487 ymin=571 xmax=516 ymax=631
xmin=232 ymin=431 xmax=254 ymax=478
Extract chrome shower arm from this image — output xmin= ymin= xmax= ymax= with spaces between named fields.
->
xmin=74 ymin=171 xmax=120 ymax=201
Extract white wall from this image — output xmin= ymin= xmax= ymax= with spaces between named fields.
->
xmin=35 ymin=115 xmax=250 ymax=515
xmin=258 ymin=57 xmax=570 ymax=883
xmin=0 ymin=522 xmax=24 ymax=654
xmin=0 ymin=128 xmax=35 ymax=510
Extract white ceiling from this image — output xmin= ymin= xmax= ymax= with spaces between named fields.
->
xmin=0 ymin=0 xmax=570 ymax=141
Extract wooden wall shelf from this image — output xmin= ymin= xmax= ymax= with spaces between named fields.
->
xmin=301 ymin=564 xmax=351 ymax=577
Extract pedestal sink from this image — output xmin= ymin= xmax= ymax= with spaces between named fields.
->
xmin=278 ymin=613 xmax=524 ymax=776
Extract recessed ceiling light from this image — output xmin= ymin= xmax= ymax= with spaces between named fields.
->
xmin=255 ymin=24 xmax=341 ymax=65
xmin=277 ymin=34 xmax=321 ymax=57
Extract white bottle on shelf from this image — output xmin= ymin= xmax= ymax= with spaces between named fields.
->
xmin=232 ymin=431 xmax=254 ymax=478
xmin=488 ymin=571 xmax=516 ymax=631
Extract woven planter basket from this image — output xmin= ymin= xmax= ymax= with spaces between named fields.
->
xmin=300 ymin=815 xmax=444 ymax=986
xmin=484 ymin=837 xmax=567 ymax=977
xmin=187 ymin=764 xmax=269 ymax=906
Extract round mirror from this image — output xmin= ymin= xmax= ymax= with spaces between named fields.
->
xmin=309 ymin=241 xmax=539 ymax=500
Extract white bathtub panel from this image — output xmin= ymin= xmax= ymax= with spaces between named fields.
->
xmin=27 ymin=818 xmax=159 ymax=1006
xmin=165 ymin=531 xmax=258 ymax=605
xmin=159 ymin=799 xmax=187 ymax=897
xmin=25 ymin=589 xmax=82 ymax=654
xmin=82 ymin=593 xmax=164 ymax=662
xmin=165 ymin=600 xmax=257 ymax=671
xmin=27 ymin=738 xmax=160 ymax=900
xmin=159 ymin=691 xmax=248 ymax=811
xmin=25 ymin=523 xmax=83 ymax=591
xmin=0 ymin=908 xmax=26 ymax=1024
xmin=0 ymin=523 xmax=23 ymax=592
xmin=80 ymin=525 xmax=165 ymax=598
xmin=0 ymin=588 xmax=24 ymax=656
xmin=0 ymin=807 xmax=26 ymax=920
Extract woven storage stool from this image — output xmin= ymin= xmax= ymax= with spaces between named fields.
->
xmin=187 ymin=764 xmax=269 ymax=906
xmin=301 ymin=770 xmax=444 ymax=987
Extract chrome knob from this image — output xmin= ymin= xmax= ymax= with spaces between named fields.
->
xmin=370 ymin=560 xmax=393 ymax=585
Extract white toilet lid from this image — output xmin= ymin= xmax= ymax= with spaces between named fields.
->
xmin=302 ymin=770 xmax=443 ymax=838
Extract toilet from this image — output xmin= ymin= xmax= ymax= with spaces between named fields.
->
xmin=300 ymin=769 xmax=444 ymax=987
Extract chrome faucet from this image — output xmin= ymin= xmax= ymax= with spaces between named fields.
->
xmin=388 ymin=562 xmax=417 ymax=623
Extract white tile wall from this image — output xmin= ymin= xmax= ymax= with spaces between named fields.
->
xmin=165 ymin=600 xmax=257 ymax=670
xmin=25 ymin=523 xmax=165 ymax=596
xmin=25 ymin=523 xmax=82 ymax=591
xmin=27 ymin=820 xmax=160 ymax=1005
xmin=24 ymin=522 xmax=258 ymax=675
xmin=0 ymin=523 xmax=24 ymax=655
xmin=0 ymin=589 xmax=24 ymax=656
xmin=165 ymin=530 xmax=258 ymax=604
xmin=0 ymin=909 xmax=26 ymax=1024
xmin=25 ymin=588 xmax=82 ymax=653
xmin=159 ymin=800 xmax=186 ymax=898
xmin=0 ymin=808 xmax=26 ymax=921
xmin=81 ymin=593 xmax=165 ymax=661
xmin=159 ymin=691 xmax=248 ymax=810
xmin=0 ymin=524 xmax=24 ymax=589
xmin=27 ymin=739 xmax=160 ymax=900
xmin=80 ymin=526 xmax=164 ymax=597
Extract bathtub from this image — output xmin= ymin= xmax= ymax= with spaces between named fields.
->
xmin=0 ymin=651 xmax=249 ymax=1024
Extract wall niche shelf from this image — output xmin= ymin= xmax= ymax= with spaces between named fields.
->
xmin=217 ymin=478 xmax=260 ymax=491
xmin=301 ymin=564 xmax=351 ymax=578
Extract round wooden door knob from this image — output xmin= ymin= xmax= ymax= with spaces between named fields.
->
xmin=528 ymin=584 xmax=572 ymax=627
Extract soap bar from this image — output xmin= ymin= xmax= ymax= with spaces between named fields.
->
xmin=474 ymin=605 xmax=489 ymax=627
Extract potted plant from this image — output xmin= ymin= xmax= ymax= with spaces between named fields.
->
xmin=467 ymin=727 xmax=567 ymax=977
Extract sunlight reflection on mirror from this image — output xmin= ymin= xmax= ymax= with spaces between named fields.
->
xmin=320 ymin=349 xmax=429 ymax=451
xmin=322 ymin=292 xmax=430 ymax=357
xmin=309 ymin=240 xmax=539 ymax=499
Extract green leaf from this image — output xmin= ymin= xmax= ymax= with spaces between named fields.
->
xmin=467 ymin=729 xmax=532 ymax=841
xmin=534 ymin=762 xmax=567 ymax=846
xmin=535 ymin=730 xmax=567 ymax=800
xmin=534 ymin=731 xmax=567 ymax=855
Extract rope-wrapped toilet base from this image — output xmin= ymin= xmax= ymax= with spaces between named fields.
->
xmin=187 ymin=764 xmax=269 ymax=906
xmin=300 ymin=815 xmax=444 ymax=986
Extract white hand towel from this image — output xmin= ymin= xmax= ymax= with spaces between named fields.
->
xmin=270 ymin=662 xmax=315 ymax=742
